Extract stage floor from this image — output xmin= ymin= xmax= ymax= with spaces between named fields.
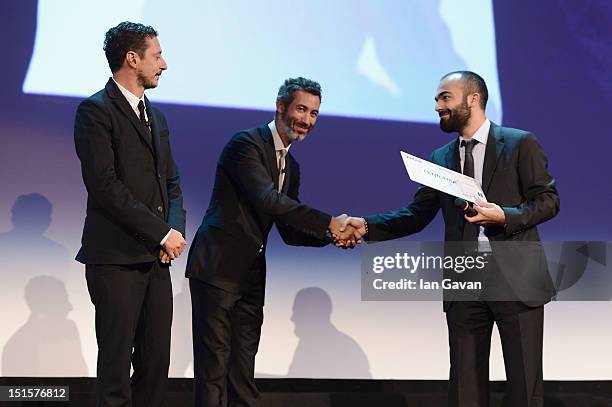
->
xmin=1 ymin=378 xmax=611 ymax=406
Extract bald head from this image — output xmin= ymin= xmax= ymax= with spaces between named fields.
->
xmin=440 ymin=71 xmax=488 ymax=110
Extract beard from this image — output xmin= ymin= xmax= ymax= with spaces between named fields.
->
xmin=439 ymin=99 xmax=470 ymax=133
xmin=137 ymin=71 xmax=159 ymax=90
xmin=278 ymin=110 xmax=310 ymax=143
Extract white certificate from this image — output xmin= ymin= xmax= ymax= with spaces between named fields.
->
xmin=400 ymin=151 xmax=487 ymax=203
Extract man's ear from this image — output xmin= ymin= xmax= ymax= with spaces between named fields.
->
xmin=469 ymin=93 xmax=481 ymax=109
xmin=276 ymin=99 xmax=285 ymax=114
xmin=125 ymin=51 xmax=139 ymax=69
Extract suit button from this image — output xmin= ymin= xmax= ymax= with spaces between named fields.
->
xmin=157 ymin=206 xmax=163 ymax=212
xmin=157 ymin=173 xmax=161 ymax=179
xmin=258 ymin=244 xmax=264 ymax=253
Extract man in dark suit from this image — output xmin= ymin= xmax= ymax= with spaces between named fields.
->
xmin=340 ymin=71 xmax=559 ymax=406
xmin=186 ymin=77 xmax=351 ymax=407
xmin=74 ymin=22 xmax=186 ymax=407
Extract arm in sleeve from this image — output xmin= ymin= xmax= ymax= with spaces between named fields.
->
xmin=164 ymin=131 xmax=186 ymax=237
xmin=222 ymin=133 xmax=331 ymax=240
xmin=503 ymin=133 xmax=560 ymax=235
xmin=275 ymin=168 xmax=330 ymax=247
xmin=74 ymin=99 xmax=171 ymax=245
xmin=365 ymin=184 xmax=440 ymax=242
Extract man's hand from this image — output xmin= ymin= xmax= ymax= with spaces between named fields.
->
xmin=330 ymin=215 xmax=366 ymax=249
xmin=465 ymin=199 xmax=506 ymax=225
xmin=159 ymin=248 xmax=171 ymax=264
xmin=329 ymin=214 xmax=349 ymax=238
xmin=162 ymin=228 xmax=186 ymax=259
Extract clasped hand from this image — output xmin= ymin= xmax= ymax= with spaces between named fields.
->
xmin=328 ymin=215 xmax=367 ymax=249
xmin=159 ymin=228 xmax=187 ymax=263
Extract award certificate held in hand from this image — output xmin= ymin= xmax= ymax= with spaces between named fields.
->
xmin=400 ymin=151 xmax=487 ymax=203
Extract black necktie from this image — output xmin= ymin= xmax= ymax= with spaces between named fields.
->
xmin=277 ymin=149 xmax=287 ymax=192
xmin=137 ymin=100 xmax=151 ymax=134
xmin=461 ymin=139 xmax=477 ymax=178
xmin=461 ymin=139 xmax=478 ymax=241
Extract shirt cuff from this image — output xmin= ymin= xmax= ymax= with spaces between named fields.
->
xmin=160 ymin=228 xmax=173 ymax=245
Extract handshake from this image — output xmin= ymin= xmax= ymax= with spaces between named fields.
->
xmin=328 ymin=214 xmax=367 ymax=249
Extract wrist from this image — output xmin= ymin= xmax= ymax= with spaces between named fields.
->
xmin=160 ymin=228 xmax=173 ymax=245
xmin=361 ymin=217 xmax=369 ymax=238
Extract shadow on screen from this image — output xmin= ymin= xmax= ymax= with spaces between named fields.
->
xmin=0 ymin=193 xmax=70 ymax=279
xmin=286 ymin=287 xmax=371 ymax=379
xmin=2 ymin=275 xmax=88 ymax=376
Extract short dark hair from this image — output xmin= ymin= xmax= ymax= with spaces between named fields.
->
xmin=103 ymin=22 xmax=158 ymax=73
xmin=441 ymin=70 xmax=488 ymax=109
xmin=276 ymin=77 xmax=322 ymax=108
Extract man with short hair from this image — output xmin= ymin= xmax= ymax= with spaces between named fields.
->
xmin=340 ymin=71 xmax=559 ymax=406
xmin=186 ymin=77 xmax=352 ymax=407
xmin=74 ymin=21 xmax=186 ymax=407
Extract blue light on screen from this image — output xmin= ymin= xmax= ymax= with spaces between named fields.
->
xmin=24 ymin=0 xmax=501 ymax=123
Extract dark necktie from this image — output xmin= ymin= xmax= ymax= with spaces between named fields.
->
xmin=461 ymin=139 xmax=478 ymax=241
xmin=137 ymin=100 xmax=151 ymax=133
xmin=461 ymin=139 xmax=477 ymax=178
xmin=137 ymin=100 xmax=154 ymax=151
xmin=277 ymin=149 xmax=287 ymax=192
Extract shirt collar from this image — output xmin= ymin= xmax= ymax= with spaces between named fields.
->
xmin=112 ymin=77 xmax=145 ymax=112
xmin=459 ymin=119 xmax=490 ymax=145
xmin=268 ymin=120 xmax=291 ymax=153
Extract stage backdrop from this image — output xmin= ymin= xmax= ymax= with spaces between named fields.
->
xmin=1 ymin=0 xmax=611 ymax=379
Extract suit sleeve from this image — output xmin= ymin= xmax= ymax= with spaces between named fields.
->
xmin=74 ymin=99 xmax=171 ymax=245
xmin=222 ymin=132 xmax=331 ymax=241
xmin=275 ymin=163 xmax=330 ymax=247
xmin=164 ymin=127 xmax=186 ymax=237
xmin=502 ymin=133 xmax=560 ymax=235
xmin=364 ymin=151 xmax=441 ymax=241
xmin=365 ymin=184 xmax=440 ymax=242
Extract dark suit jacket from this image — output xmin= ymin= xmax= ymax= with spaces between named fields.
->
xmin=186 ymin=124 xmax=331 ymax=293
xmin=74 ymin=78 xmax=186 ymax=264
xmin=365 ymin=122 xmax=560 ymax=308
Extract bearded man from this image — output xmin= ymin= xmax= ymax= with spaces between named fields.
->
xmin=186 ymin=77 xmax=350 ymax=407
xmin=340 ymin=71 xmax=559 ymax=406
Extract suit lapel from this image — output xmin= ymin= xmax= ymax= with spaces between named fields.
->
xmin=105 ymin=79 xmax=155 ymax=155
xmin=145 ymin=97 xmax=160 ymax=167
xmin=444 ymin=138 xmax=461 ymax=172
xmin=443 ymin=138 xmax=468 ymax=237
xmin=282 ymin=153 xmax=292 ymax=194
xmin=481 ymin=122 xmax=505 ymax=194
xmin=259 ymin=125 xmax=281 ymax=191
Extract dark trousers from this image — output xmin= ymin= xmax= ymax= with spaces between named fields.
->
xmin=190 ymin=259 xmax=265 ymax=407
xmin=446 ymin=301 xmax=544 ymax=407
xmin=86 ymin=261 xmax=172 ymax=407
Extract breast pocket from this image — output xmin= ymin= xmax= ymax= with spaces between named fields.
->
xmin=157 ymin=129 xmax=170 ymax=153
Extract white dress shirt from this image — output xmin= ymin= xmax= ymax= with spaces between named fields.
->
xmin=112 ymin=78 xmax=149 ymax=122
xmin=268 ymin=121 xmax=291 ymax=191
